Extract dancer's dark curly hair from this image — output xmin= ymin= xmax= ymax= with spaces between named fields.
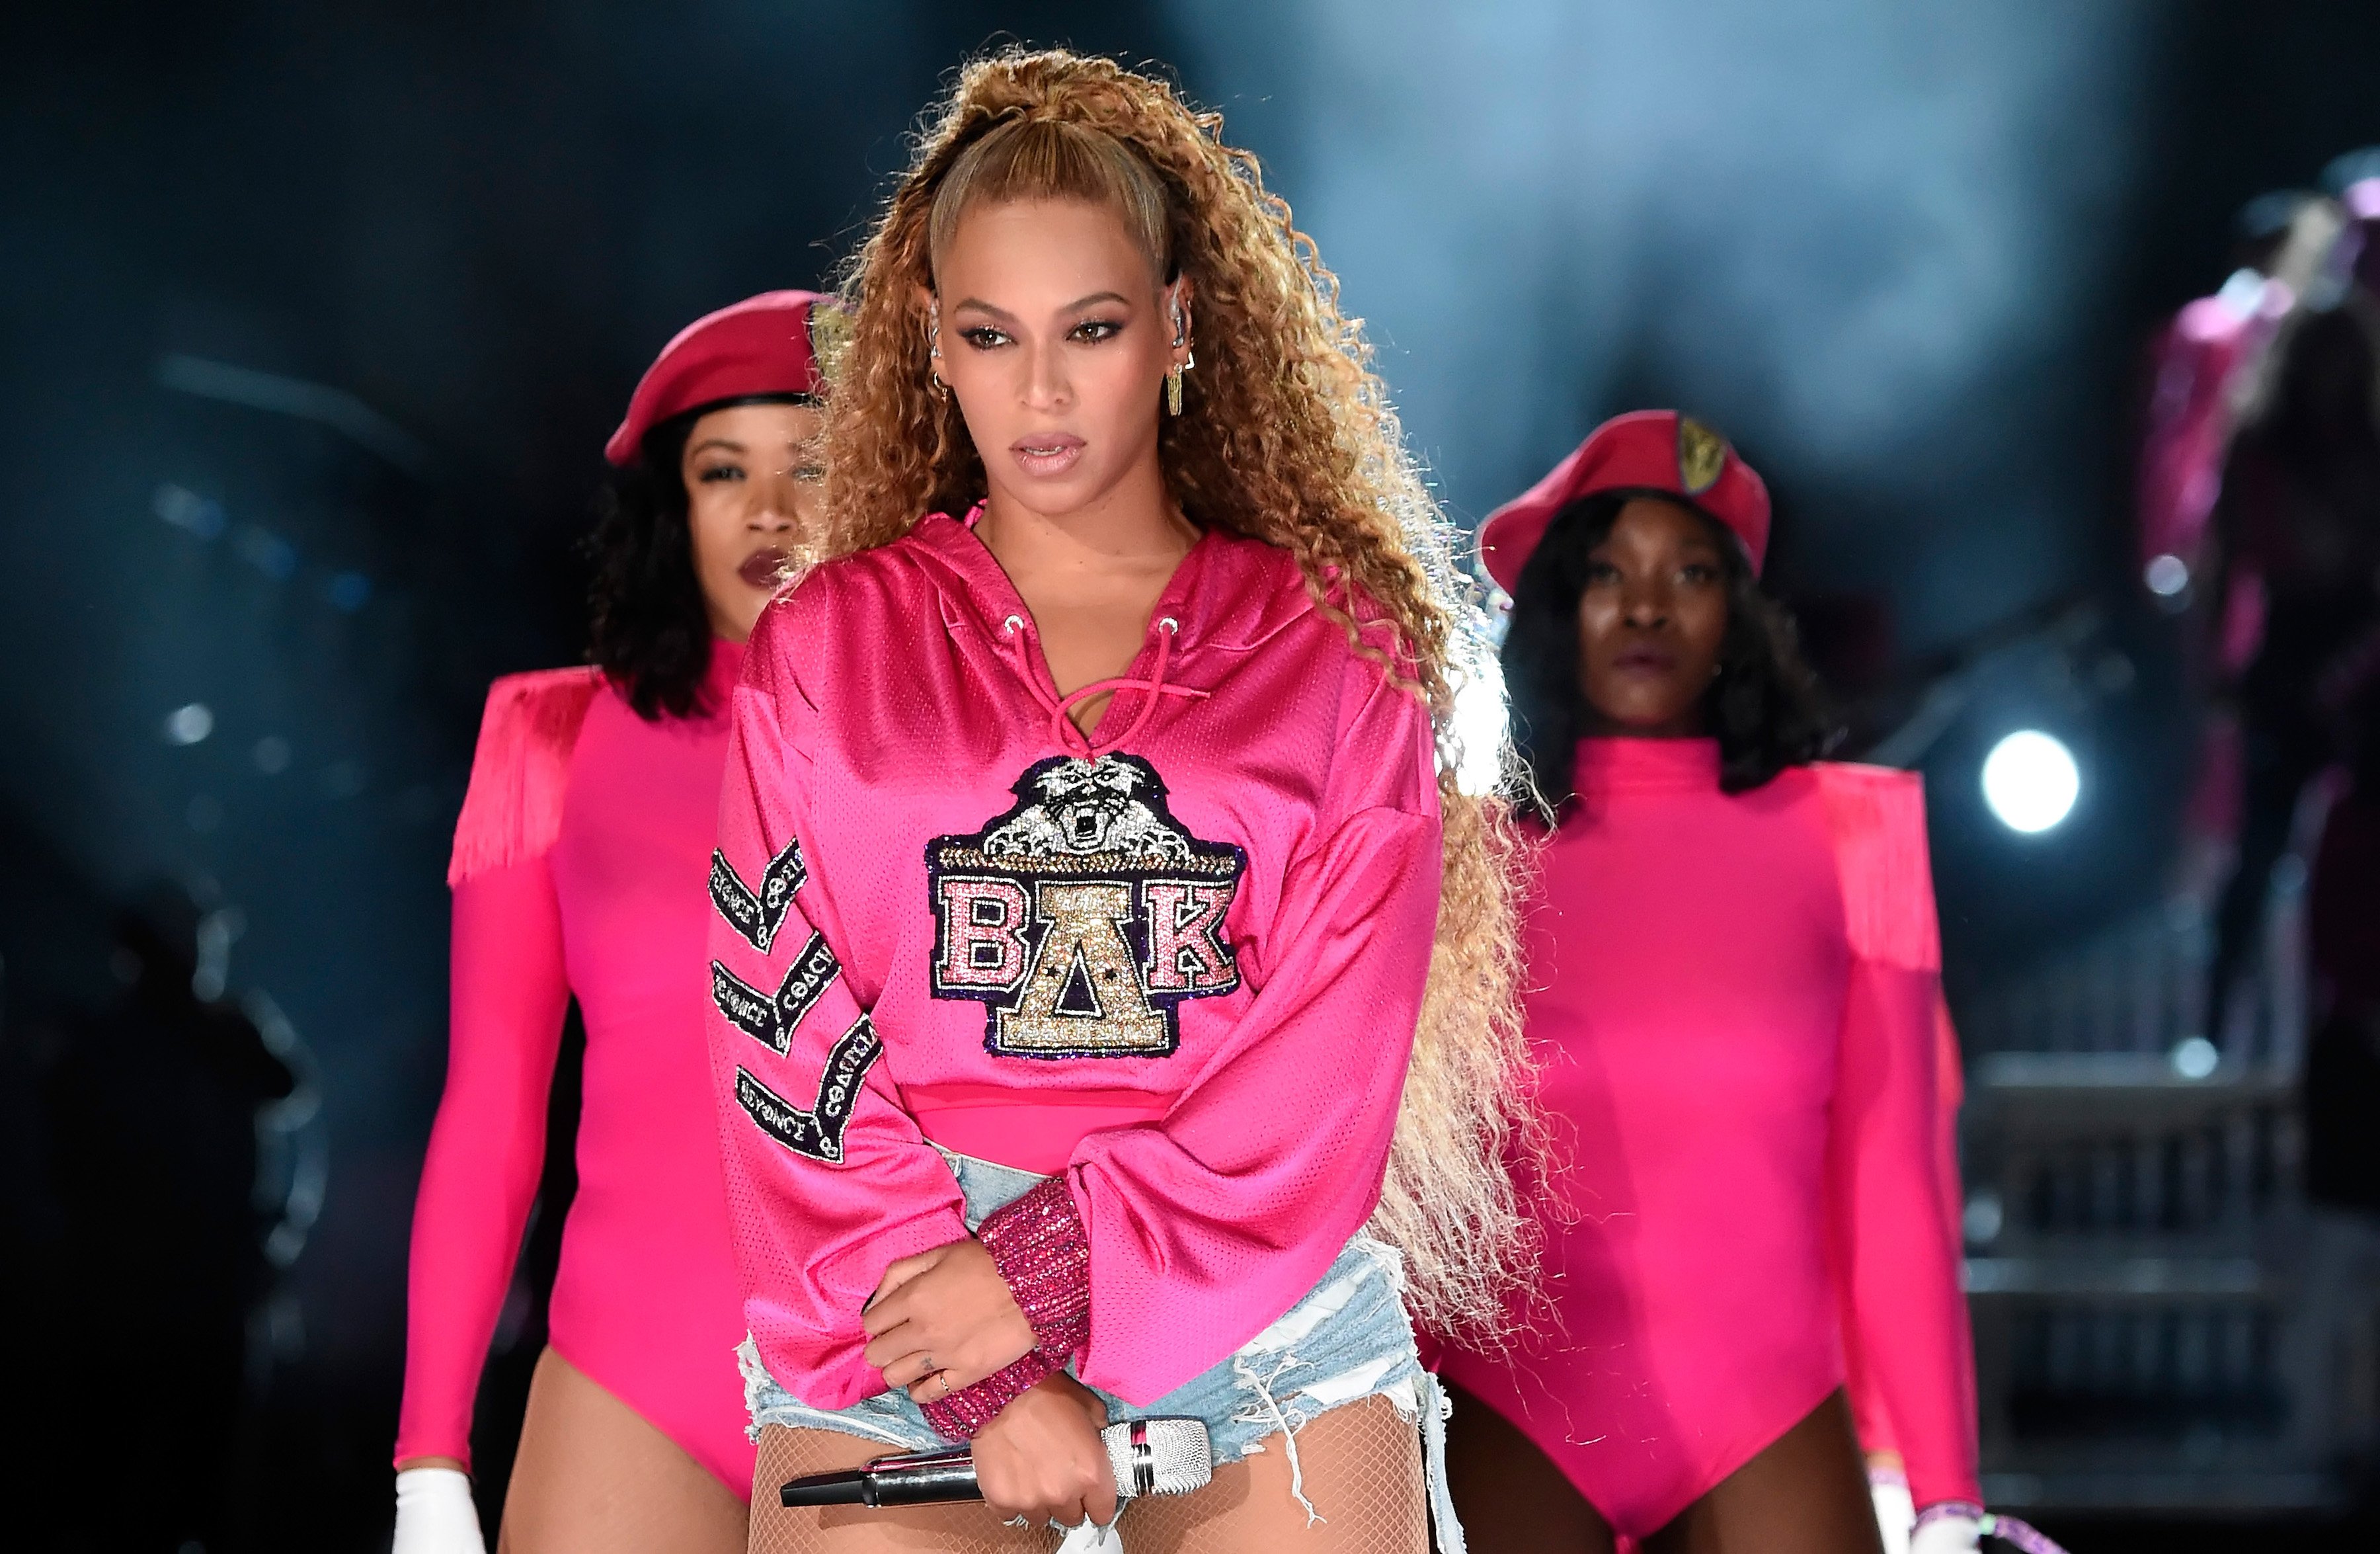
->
xmin=583 ymin=395 xmax=809 ymax=720
xmin=1501 ymin=491 xmax=1835 ymax=813
xmin=584 ymin=410 xmax=710 ymax=720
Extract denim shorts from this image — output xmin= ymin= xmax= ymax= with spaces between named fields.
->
xmin=737 ymin=1147 xmax=1466 ymax=1546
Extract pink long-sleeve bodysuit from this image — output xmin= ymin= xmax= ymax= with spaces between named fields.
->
xmin=395 ymin=641 xmax=758 ymax=1494
xmin=706 ymin=512 xmax=1442 ymax=1416
xmin=1439 ymin=737 xmax=1979 ymax=1536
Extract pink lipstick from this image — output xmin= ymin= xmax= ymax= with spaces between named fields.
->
xmin=1010 ymin=432 xmax=1086 ymax=479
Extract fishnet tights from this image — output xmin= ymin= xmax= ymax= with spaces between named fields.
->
xmin=1116 ymin=1395 xmax=1426 ymax=1553
xmin=496 ymin=1348 xmax=746 ymax=1554
xmin=750 ymin=1426 xmax=1062 ymax=1553
xmin=746 ymin=1396 xmax=1425 ymax=1554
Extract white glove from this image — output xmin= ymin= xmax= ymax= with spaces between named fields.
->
xmin=393 ymin=1466 xmax=487 ymax=1554
xmin=1870 ymin=1473 xmax=1915 ymax=1554
xmin=1910 ymin=1510 xmax=1983 ymax=1554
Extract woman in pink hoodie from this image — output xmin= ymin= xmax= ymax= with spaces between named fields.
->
xmin=712 ymin=50 xmax=1533 ymax=1554
xmin=393 ymin=293 xmax=833 ymax=1554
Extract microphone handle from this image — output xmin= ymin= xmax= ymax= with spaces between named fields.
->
xmin=864 ymin=1449 xmax=984 ymax=1507
xmin=777 ymin=1414 xmax=1211 ymax=1508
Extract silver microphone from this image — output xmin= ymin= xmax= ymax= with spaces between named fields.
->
xmin=1102 ymin=1417 xmax=1212 ymax=1500
xmin=779 ymin=1416 xmax=1212 ymax=1508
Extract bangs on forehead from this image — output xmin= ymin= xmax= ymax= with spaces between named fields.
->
xmin=928 ymin=116 xmax=1173 ymax=286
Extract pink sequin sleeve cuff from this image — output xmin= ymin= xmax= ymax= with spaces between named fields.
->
xmin=980 ymin=1177 xmax=1093 ymax=1362
xmin=919 ymin=1348 xmax=1057 ymax=1440
xmin=916 ymin=1178 xmax=1092 ymax=1442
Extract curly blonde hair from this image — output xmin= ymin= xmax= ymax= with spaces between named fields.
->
xmin=814 ymin=47 xmax=1536 ymax=1346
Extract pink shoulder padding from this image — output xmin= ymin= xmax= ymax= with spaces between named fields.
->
xmin=447 ymin=668 xmax=605 ymax=887
xmin=1814 ymin=762 xmax=1941 ymax=973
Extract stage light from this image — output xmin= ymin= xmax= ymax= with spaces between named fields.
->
xmin=164 ymin=702 xmax=215 ymax=745
xmin=1981 ymin=729 xmax=2078 ymax=833
xmin=2143 ymin=553 xmax=2188 ymax=597
xmin=2171 ymin=1036 xmax=2218 ymax=1079
xmin=1962 ymin=1190 xmax=2004 ymax=1246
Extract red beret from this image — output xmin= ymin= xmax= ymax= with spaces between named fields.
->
xmin=1478 ymin=409 xmax=1771 ymax=593
xmin=604 ymin=290 xmax=834 ymax=467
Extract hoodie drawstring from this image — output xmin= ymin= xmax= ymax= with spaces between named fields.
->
xmin=1002 ymin=614 xmax=1208 ymax=757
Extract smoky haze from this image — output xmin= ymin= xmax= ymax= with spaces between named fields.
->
xmin=1176 ymin=0 xmax=2155 ymax=644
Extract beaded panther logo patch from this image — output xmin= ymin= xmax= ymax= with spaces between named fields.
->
xmin=926 ymin=753 xmax=1245 ymax=1060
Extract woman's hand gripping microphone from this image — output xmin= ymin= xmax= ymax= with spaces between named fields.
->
xmin=971 ymin=1372 xmax=1117 ymax=1530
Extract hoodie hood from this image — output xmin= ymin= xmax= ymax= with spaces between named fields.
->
xmin=898 ymin=511 xmax=1333 ymax=759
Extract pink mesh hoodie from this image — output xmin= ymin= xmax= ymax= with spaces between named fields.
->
xmin=705 ymin=511 xmax=1443 ymax=1424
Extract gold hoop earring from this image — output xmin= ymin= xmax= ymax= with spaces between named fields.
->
xmin=1166 ymin=349 xmax=1193 ymax=417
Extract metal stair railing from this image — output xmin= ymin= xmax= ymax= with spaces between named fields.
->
xmin=1955 ymin=866 xmax=2380 ymax=1517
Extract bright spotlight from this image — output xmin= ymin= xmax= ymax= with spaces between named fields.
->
xmin=2170 ymin=1036 xmax=2219 ymax=1080
xmin=2143 ymin=553 xmax=2189 ymax=597
xmin=1981 ymin=729 xmax=2078 ymax=833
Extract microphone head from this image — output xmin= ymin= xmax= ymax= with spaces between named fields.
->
xmin=1100 ymin=1416 xmax=1212 ymax=1498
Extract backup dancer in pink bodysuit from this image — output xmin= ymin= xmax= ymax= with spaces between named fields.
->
xmin=391 ymin=292 xmax=834 ymax=1554
xmin=1443 ymin=413 xmax=2051 ymax=1554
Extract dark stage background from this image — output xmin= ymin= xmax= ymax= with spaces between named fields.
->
xmin=4 ymin=3 xmax=2379 ymax=1550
